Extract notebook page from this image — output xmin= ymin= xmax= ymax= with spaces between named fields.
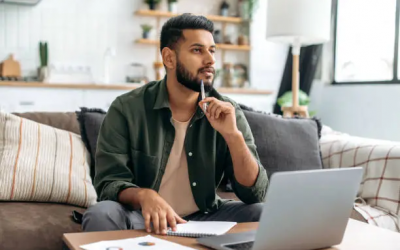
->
xmin=173 ymin=221 xmax=237 ymax=235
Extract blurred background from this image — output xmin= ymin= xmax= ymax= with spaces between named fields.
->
xmin=0 ymin=0 xmax=399 ymax=141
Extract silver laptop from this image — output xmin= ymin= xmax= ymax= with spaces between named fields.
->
xmin=197 ymin=167 xmax=364 ymax=250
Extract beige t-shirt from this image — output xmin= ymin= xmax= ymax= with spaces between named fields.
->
xmin=158 ymin=117 xmax=199 ymax=217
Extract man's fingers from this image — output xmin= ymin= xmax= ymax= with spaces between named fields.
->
xmin=215 ymin=107 xmax=222 ymax=119
xmin=175 ymin=214 xmax=187 ymax=224
xmin=151 ymin=213 xmax=160 ymax=234
xmin=208 ymin=102 xmax=218 ymax=118
xmin=144 ymin=213 xmax=151 ymax=233
xmin=167 ymin=213 xmax=177 ymax=231
xmin=202 ymin=97 xmax=216 ymax=103
xmin=199 ymin=97 xmax=217 ymax=112
xmin=159 ymin=213 xmax=168 ymax=235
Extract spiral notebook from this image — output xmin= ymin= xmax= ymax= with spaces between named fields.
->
xmin=167 ymin=221 xmax=237 ymax=238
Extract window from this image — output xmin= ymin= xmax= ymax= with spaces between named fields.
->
xmin=333 ymin=0 xmax=400 ymax=83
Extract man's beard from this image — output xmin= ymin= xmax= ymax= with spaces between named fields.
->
xmin=176 ymin=60 xmax=214 ymax=93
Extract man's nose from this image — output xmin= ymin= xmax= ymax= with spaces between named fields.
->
xmin=204 ymin=50 xmax=216 ymax=65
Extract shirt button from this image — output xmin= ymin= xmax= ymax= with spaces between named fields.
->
xmin=188 ymin=152 xmax=193 ymax=157
xmin=192 ymin=182 xmax=197 ymax=187
xmin=204 ymin=211 xmax=209 ymax=214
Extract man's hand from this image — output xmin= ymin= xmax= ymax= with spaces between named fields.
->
xmin=138 ymin=189 xmax=187 ymax=235
xmin=198 ymin=97 xmax=240 ymax=138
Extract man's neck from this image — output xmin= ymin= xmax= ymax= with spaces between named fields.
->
xmin=166 ymin=77 xmax=199 ymax=122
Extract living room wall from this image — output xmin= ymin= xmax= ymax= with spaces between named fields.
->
xmin=309 ymin=81 xmax=400 ymax=142
xmin=0 ymin=0 xmax=286 ymax=97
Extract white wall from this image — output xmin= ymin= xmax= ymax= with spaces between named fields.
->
xmin=0 ymin=0 xmax=256 ymax=84
xmin=250 ymin=0 xmax=288 ymax=106
xmin=0 ymin=0 xmax=287 ymax=112
xmin=310 ymin=81 xmax=400 ymax=142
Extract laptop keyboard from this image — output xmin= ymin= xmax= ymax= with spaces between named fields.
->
xmin=224 ymin=241 xmax=254 ymax=250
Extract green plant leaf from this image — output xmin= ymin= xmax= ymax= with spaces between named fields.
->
xmin=277 ymin=90 xmax=310 ymax=107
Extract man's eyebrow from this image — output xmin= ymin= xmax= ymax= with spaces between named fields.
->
xmin=190 ymin=43 xmax=217 ymax=48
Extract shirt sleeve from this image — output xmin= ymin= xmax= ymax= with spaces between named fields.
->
xmin=224 ymin=104 xmax=269 ymax=204
xmin=94 ymin=97 xmax=138 ymax=202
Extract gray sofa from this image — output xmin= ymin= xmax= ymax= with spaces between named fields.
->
xmin=0 ymin=110 xmax=367 ymax=250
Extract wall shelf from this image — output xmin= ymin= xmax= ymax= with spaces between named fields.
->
xmin=0 ymin=81 xmax=273 ymax=95
xmin=135 ymin=39 xmax=250 ymax=51
xmin=134 ymin=8 xmax=251 ymax=82
xmin=135 ymin=9 xmax=244 ymax=23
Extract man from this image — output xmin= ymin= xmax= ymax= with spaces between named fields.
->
xmin=83 ymin=14 xmax=268 ymax=235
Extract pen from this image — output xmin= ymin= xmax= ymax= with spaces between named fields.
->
xmin=201 ymin=80 xmax=207 ymax=113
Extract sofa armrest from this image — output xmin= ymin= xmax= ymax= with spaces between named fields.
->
xmin=320 ymin=131 xmax=400 ymax=232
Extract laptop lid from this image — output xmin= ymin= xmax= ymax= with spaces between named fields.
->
xmin=252 ymin=167 xmax=364 ymax=250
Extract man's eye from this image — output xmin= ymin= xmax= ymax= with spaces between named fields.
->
xmin=193 ymin=48 xmax=201 ymax=53
xmin=210 ymin=50 xmax=216 ymax=54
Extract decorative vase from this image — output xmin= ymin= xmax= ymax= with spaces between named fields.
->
xmin=38 ymin=66 xmax=49 ymax=82
xmin=148 ymin=1 xmax=156 ymax=10
xmin=238 ymin=35 xmax=249 ymax=46
xmin=143 ymin=31 xmax=150 ymax=39
xmin=213 ymin=30 xmax=222 ymax=43
xmin=168 ymin=2 xmax=178 ymax=13
xmin=220 ymin=1 xmax=229 ymax=16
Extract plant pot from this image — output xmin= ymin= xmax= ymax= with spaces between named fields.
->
xmin=38 ymin=66 xmax=49 ymax=82
xmin=238 ymin=35 xmax=249 ymax=46
xmin=148 ymin=2 xmax=157 ymax=10
xmin=142 ymin=32 xmax=150 ymax=39
xmin=168 ymin=2 xmax=178 ymax=13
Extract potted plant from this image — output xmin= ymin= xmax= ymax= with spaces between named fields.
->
xmin=141 ymin=24 xmax=153 ymax=39
xmin=38 ymin=41 xmax=48 ymax=82
xmin=277 ymin=90 xmax=317 ymax=116
xmin=144 ymin=0 xmax=161 ymax=10
xmin=168 ymin=0 xmax=178 ymax=13
xmin=238 ymin=0 xmax=258 ymax=20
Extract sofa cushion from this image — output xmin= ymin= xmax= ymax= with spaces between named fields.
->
xmin=12 ymin=112 xmax=80 ymax=135
xmin=241 ymin=107 xmax=323 ymax=179
xmin=76 ymin=108 xmax=107 ymax=180
xmin=0 ymin=202 xmax=85 ymax=250
xmin=0 ymin=112 xmax=97 ymax=207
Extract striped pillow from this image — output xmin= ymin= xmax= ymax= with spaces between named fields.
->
xmin=0 ymin=111 xmax=97 ymax=207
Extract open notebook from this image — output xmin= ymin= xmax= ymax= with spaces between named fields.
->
xmin=167 ymin=221 xmax=237 ymax=238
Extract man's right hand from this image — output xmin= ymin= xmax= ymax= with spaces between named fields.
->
xmin=137 ymin=189 xmax=187 ymax=235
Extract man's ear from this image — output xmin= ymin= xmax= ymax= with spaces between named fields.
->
xmin=162 ymin=47 xmax=176 ymax=70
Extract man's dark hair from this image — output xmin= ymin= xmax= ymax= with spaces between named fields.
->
xmin=160 ymin=13 xmax=214 ymax=53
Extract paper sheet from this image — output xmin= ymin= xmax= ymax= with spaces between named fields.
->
xmin=80 ymin=235 xmax=196 ymax=250
xmin=172 ymin=221 xmax=237 ymax=235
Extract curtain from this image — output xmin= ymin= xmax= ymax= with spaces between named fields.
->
xmin=272 ymin=44 xmax=323 ymax=115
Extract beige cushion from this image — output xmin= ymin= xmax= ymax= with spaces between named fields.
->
xmin=0 ymin=112 xmax=97 ymax=207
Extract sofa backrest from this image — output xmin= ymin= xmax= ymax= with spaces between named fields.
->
xmin=12 ymin=112 xmax=81 ymax=135
xmin=12 ymin=107 xmax=323 ymax=182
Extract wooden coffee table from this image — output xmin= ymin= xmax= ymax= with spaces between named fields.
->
xmin=63 ymin=219 xmax=400 ymax=250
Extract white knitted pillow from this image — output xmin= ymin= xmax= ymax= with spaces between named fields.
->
xmin=0 ymin=111 xmax=97 ymax=207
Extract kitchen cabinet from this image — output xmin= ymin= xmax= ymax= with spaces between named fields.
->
xmin=0 ymin=83 xmax=275 ymax=113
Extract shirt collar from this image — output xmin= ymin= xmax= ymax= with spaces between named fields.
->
xmin=153 ymin=76 xmax=170 ymax=110
xmin=153 ymin=75 xmax=214 ymax=120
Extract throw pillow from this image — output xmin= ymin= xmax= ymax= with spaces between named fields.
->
xmin=240 ymin=106 xmax=323 ymax=179
xmin=0 ymin=111 xmax=97 ymax=207
xmin=76 ymin=108 xmax=107 ymax=180
xmin=12 ymin=112 xmax=81 ymax=135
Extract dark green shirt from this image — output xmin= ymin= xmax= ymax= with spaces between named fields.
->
xmin=94 ymin=78 xmax=268 ymax=213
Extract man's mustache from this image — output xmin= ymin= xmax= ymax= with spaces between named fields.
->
xmin=198 ymin=67 xmax=215 ymax=74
